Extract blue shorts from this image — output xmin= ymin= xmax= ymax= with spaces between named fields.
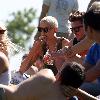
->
xmin=0 ymin=88 xmax=6 ymax=100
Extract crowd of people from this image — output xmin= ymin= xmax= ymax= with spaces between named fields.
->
xmin=34 ymin=0 xmax=78 ymax=40
xmin=0 ymin=0 xmax=100 ymax=100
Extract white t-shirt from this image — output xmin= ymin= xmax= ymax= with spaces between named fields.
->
xmin=43 ymin=0 xmax=78 ymax=35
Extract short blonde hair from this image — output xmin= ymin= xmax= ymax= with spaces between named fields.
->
xmin=40 ymin=16 xmax=58 ymax=28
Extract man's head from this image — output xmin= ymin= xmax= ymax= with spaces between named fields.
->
xmin=59 ymin=62 xmax=85 ymax=88
xmin=38 ymin=16 xmax=58 ymax=37
xmin=83 ymin=1 xmax=100 ymax=43
xmin=69 ymin=11 xmax=85 ymax=41
xmin=0 ymin=52 xmax=9 ymax=75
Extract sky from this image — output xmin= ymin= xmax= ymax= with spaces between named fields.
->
xmin=0 ymin=0 xmax=91 ymax=69
xmin=0 ymin=0 xmax=43 ymax=23
xmin=0 ymin=0 xmax=90 ymax=23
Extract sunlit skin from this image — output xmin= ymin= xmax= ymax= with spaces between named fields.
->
xmin=19 ymin=19 xmax=70 ymax=74
xmin=39 ymin=21 xmax=58 ymax=43
xmin=85 ymin=26 xmax=100 ymax=44
xmin=38 ymin=21 xmax=69 ymax=70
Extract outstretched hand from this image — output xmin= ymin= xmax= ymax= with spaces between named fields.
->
xmin=61 ymin=85 xmax=78 ymax=97
xmin=51 ymin=46 xmax=75 ymax=59
xmin=10 ymin=71 xmax=29 ymax=85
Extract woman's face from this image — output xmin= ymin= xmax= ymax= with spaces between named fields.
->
xmin=38 ymin=21 xmax=54 ymax=38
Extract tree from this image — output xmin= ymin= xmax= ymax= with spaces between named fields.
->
xmin=6 ymin=8 xmax=37 ymax=50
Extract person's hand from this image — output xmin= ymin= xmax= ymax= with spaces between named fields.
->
xmin=62 ymin=85 xmax=98 ymax=100
xmin=10 ymin=71 xmax=29 ymax=85
xmin=61 ymin=85 xmax=78 ymax=97
xmin=51 ymin=49 xmax=65 ymax=59
xmin=51 ymin=46 xmax=75 ymax=59
xmin=34 ymin=59 xmax=44 ymax=70
xmin=62 ymin=46 xmax=76 ymax=58
xmin=39 ymin=35 xmax=47 ymax=42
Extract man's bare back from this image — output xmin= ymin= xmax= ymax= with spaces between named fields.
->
xmin=4 ymin=69 xmax=66 ymax=100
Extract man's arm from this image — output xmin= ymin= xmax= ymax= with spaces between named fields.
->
xmin=67 ymin=37 xmax=93 ymax=57
xmin=77 ymin=88 xmax=98 ymax=100
xmin=51 ymin=37 xmax=93 ymax=62
xmin=19 ymin=40 xmax=42 ymax=74
xmin=61 ymin=85 xmax=97 ymax=100
xmin=84 ymin=60 xmax=100 ymax=82
xmin=54 ymin=37 xmax=93 ymax=58
xmin=1 ymin=69 xmax=56 ymax=100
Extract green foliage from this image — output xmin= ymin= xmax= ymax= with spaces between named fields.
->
xmin=6 ymin=8 xmax=37 ymax=49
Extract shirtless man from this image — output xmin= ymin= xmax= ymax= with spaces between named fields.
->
xmin=0 ymin=62 xmax=91 ymax=100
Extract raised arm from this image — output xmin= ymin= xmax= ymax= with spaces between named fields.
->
xmin=52 ymin=37 xmax=93 ymax=59
xmin=68 ymin=37 xmax=93 ymax=56
xmin=19 ymin=40 xmax=42 ymax=74
xmin=84 ymin=60 xmax=100 ymax=82
xmin=61 ymin=85 xmax=97 ymax=100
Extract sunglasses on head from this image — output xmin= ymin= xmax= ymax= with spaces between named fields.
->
xmin=0 ymin=30 xmax=6 ymax=34
xmin=70 ymin=25 xmax=83 ymax=34
xmin=37 ymin=27 xmax=49 ymax=33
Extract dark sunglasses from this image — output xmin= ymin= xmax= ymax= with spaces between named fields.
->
xmin=70 ymin=25 xmax=83 ymax=34
xmin=37 ymin=27 xmax=49 ymax=33
xmin=0 ymin=30 xmax=6 ymax=34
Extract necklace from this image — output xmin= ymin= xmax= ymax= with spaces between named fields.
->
xmin=46 ymin=39 xmax=58 ymax=54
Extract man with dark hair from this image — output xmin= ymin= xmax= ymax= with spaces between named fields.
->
xmin=69 ymin=11 xmax=85 ymax=45
xmin=52 ymin=11 xmax=87 ymax=66
xmin=59 ymin=62 xmax=85 ymax=100
xmin=0 ymin=62 xmax=88 ymax=100
xmin=69 ymin=11 xmax=87 ymax=58
xmin=79 ymin=1 xmax=100 ymax=96
xmin=60 ymin=62 xmax=85 ymax=88
xmin=51 ymin=1 xmax=100 ymax=99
